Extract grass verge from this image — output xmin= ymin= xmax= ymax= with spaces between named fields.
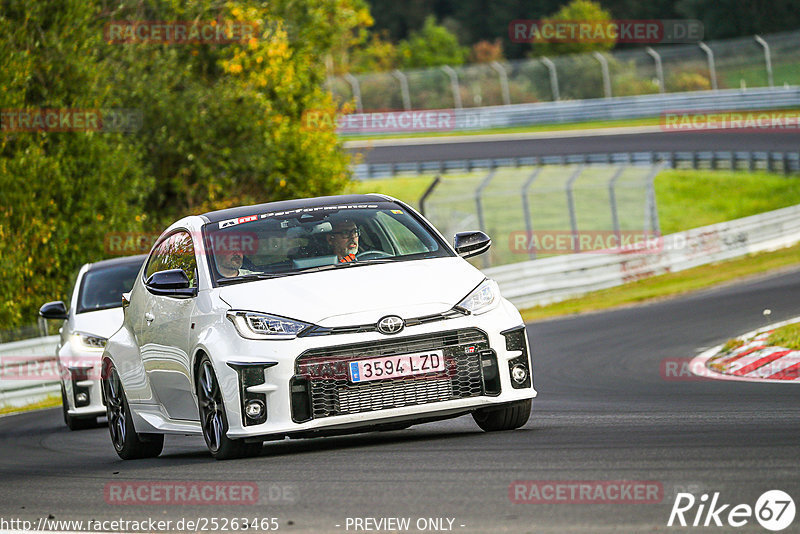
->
xmin=519 ymin=242 xmax=800 ymax=321
xmin=766 ymin=322 xmax=800 ymax=351
xmin=0 ymin=394 xmax=61 ymax=416
xmin=342 ymin=115 xmax=662 ymax=141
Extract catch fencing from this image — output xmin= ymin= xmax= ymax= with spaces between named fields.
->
xmin=330 ymin=31 xmax=800 ymax=113
xmin=420 ymin=163 xmax=661 ymax=270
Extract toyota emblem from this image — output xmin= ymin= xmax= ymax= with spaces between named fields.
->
xmin=377 ymin=315 xmax=404 ymax=335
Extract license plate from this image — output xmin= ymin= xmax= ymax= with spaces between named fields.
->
xmin=349 ymin=350 xmax=445 ymax=383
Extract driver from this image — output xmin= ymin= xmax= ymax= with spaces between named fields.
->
xmin=214 ymin=241 xmax=258 ymax=278
xmin=326 ymin=219 xmax=359 ymax=263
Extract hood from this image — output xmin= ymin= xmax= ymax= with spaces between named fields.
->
xmin=72 ymin=307 xmax=125 ymax=339
xmin=218 ymin=257 xmax=484 ymax=326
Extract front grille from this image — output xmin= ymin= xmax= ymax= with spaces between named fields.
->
xmin=293 ymin=328 xmax=488 ymax=419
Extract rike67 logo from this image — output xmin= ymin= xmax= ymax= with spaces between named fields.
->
xmin=668 ymin=490 xmax=795 ymax=531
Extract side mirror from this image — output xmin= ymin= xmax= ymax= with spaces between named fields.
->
xmin=454 ymin=231 xmax=491 ymax=258
xmin=145 ymin=269 xmax=197 ymax=298
xmin=39 ymin=301 xmax=69 ymax=320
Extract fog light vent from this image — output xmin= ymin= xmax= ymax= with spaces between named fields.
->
xmin=479 ymin=350 xmax=501 ymax=396
xmin=227 ymin=362 xmax=273 ymax=426
xmin=502 ymin=326 xmax=533 ymax=390
xmin=290 ymin=377 xmax=312 ymax=423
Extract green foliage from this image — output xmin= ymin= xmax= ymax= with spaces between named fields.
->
xmin=397 ymin=16 xmax=468 ymax=69
xmin=0 ymin=0 xmax=367 ymax=331
xmin=766 ymin=322 xmax=800 ymax=351
xmin=530 ymin=0 xmax=614 ymax=57
xmin=0 ymin=0 xmax=151 ymax=329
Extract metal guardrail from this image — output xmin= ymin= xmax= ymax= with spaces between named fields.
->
xmin=485 ymin=203 xmax=800 ymax=310
xmin=342 ymin=86 xmax=800 ymax=137
xmin=355 ymin=150 xmax=800 ymax=181
xmin=0 ymin=336 xmax=59 ymax=408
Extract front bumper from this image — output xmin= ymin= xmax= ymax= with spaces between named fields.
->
xmin=59 ymin=352 xmax=106 ymax=418
xmin=216 ymin=300 xmax=536 ymax=440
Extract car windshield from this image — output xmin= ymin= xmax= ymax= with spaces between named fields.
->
xmin=203 ymin=201 xmax=452 ymax=285
xmin=77 ymin=261 xmax=143 ymax=313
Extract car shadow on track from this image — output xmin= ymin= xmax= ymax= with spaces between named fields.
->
xmin=158 ymin=424 xmax=539 ymax=462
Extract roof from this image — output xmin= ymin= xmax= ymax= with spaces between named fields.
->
xmin=199 ymin=194 xmax=391 ymax=224
xmin=86 ymin=254 xmax=148 ymax=272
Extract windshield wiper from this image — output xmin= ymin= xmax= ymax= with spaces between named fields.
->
xmin=217 ymin=273 xmax=287 ymax=285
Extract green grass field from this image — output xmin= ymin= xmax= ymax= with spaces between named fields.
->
xmin=348 ymin=169 xmax=800 ymax=234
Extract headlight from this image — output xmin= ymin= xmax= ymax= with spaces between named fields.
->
xmin=455 ymin=279 xmax=500 ymax=315
xmin=226 ymin=311 xmax=311 ymax=340
xmin=71 ymin=332 xmax=107 ymax=351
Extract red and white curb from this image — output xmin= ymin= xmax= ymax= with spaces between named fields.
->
xmin=690 ymin=316 xmax=800 ymax=383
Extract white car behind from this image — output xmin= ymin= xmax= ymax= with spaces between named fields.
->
xmin=39 ymin=255 xmax=146 ymax=430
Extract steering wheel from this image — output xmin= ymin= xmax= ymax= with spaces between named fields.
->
xmin=356 ymin=250 xmax=393 ymax=260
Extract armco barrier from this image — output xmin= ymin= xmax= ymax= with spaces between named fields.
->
xmin=0 ymin=335 xmax=59 ymax=408
xmin=340 ymin=86 xmax=800 ymax=136
xmin=486 ymin=203 xmax=800 ymax=309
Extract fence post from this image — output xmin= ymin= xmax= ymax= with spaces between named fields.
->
xmin=441 ymin=66 xmax=463 ymax=109
xmin=646 ymin=47 xmax=665 ymax=94
xmin=392 ymin=70 xmax=412 ymax=111
xmin=645 ymin=163 xmax=663 ymax=236
xmin=475 ymin=169 xmax=497 ymax=268
xmin=565 ymin=166 xmax=585 ymax=253
xmin=698 ymin=42 xmax=718 ymax=91
xmin=541 ymin=57 xmax=560 ymax=101
xmin=490 ymin=61 xmax=511 ymax=106
xmin=419 ymin=175 xmax=441 ymax=217
xmin=592 ymin=52 xmax=612 ymax=98
xmin=754 ymin=35 xmax=774 ymax=88
xmin=521 ymin=166 xmax=543 ymax=260
xmin=607 ymin=166 xmax=626 ymax=246
xmin=344 ymin=73 xmax=363 ymax=113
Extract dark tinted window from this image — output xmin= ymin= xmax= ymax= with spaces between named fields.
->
xmin=77 ymin=261 xmax=144 ymax=313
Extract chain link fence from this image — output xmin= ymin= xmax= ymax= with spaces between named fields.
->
xmin=330 ymin=31 xmax=800 ymax=112
xmin=419 ymin=164 xmax=662 ymax=269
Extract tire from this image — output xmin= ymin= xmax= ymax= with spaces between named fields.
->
xmin=472 ymin=399 xmax=532 ymax=432
xmin=196 ymin=356 xmax=262 ymax=460
xmin=102 ymin=360 xmax=164 ymax=460
xmin=61 ymin=383 xmax=95 ymax=431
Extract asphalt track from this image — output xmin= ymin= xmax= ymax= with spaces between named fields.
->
xmin=2 ymin=268 xmax=800 ymax=533
xmin=349 ymin=130 xmax=800 ymax=165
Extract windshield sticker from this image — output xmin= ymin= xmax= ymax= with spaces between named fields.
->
xmin=258 ymin=204 xmax=379 ymax=219
xmin=391 ymin=209 xmax=403 ymax=214
xmin=218 ymin=214 xmax=258 ymax=229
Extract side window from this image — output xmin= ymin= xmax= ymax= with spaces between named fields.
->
xmin=376 ymin=212 xmax=429 ymax=255
xmin=144 ymin=231 xmax=198 ymax=287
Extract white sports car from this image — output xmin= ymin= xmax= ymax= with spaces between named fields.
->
xmin=39 ymin=255 xmax=146 ymax=430
xmin=102 ymin=194 xmax=536 ymax=459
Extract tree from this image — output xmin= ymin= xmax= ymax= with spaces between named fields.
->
xmin=0 ymin=0 xmax=151 ymax=332
xmin=397 ymin=16 xmax=468 ymax=69
xmin=530 ymin=0 xmax=615 ymax=57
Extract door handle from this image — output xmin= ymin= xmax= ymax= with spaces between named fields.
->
xmin=144 ymin=312 xmax=155 ymax=325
